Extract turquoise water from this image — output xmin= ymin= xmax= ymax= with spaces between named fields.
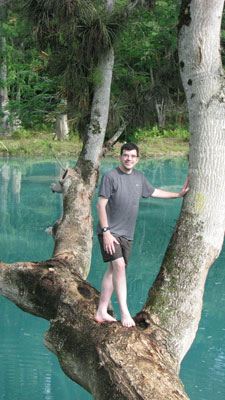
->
xmin=0 ymin=157 xmax=224 ymax=400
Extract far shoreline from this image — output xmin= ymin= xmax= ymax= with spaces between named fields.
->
xmin=0 ymin=134 xmax=189 ymax=159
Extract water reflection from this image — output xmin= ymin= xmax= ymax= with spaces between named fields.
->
xmin=0 ymin=157 xmax=224 ymax=400
xmin=0 ymin=164 xmax=10 ymax=230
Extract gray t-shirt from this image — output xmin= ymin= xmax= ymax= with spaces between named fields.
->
xmin=97 ymin=167 xmax=155 ymax=240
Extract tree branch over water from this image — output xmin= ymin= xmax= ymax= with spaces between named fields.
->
xmin=0 ymin=259 xmax=189 ymax=400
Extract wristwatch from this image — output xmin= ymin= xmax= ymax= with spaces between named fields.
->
xmin=102 ymin=227 xmax=110 ymax=233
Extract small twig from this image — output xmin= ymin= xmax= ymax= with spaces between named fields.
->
xmin=47 ymin=143 xmax=66 ymax=171
xmin=53 ymin=153 xmax=66 ymax=171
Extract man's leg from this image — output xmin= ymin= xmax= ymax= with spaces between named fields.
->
xmin=94 ymin=262 xmax=117 ymax=323
xmin=112 ymin=257 xmax=135 ymax=328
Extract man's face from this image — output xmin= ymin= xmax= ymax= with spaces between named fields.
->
xmin=119 ymin=149 xmax=139 ymax=173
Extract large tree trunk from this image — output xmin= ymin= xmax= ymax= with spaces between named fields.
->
xmin=144 ymin=0 xmax=225 ymax=364
xmin=0 ymin=1 xmax=224 ymax=399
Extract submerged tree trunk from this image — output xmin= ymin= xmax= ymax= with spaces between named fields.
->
xmin=0 ymin=1 xmax=224 ymax=399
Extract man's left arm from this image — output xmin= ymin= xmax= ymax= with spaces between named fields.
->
xmin=151 ymin=178 xmax=189 ymax=199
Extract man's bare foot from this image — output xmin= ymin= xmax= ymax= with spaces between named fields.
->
xmin=121 ymin=312 xmax=136 ymax=328
xmin=94 ymin=311 xmax=117 ymax=323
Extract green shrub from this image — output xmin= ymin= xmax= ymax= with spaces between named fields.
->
xmin=132 ymin=124 xmax=189 ymax=141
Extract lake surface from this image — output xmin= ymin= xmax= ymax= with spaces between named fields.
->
xmin=0 ymin=157 xmax=224 ymax=400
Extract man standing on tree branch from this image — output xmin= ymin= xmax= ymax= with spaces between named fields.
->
xmin=95 ymin=142 xmax=189 ymax=328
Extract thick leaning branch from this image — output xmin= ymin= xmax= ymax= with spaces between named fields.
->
xmin=51 ymin=35 xmax=115 ymax=278
xmin=0 ymin=260 xmax=189 ymax=400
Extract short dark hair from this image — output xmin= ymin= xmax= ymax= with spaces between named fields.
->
xmin=120 ymin=142 xmax=139 ymax=157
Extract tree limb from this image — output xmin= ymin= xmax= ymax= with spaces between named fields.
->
xmin=0 ymin=259 xmax=189 ymax=400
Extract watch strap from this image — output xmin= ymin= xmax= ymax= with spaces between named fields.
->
xmin=102 ymin=227 xmax=110 ymax=233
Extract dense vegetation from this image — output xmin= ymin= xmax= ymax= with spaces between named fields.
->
xmin=0 ymin=0 xmax=224 ymax=144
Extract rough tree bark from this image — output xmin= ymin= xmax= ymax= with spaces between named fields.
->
xmin=144 ymin=0 xmax=225 ymax=365
xmin=0 ymin=1 xmax=224 ymax=399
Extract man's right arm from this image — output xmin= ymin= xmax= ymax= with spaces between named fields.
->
xmin=97 ymin=196 xmax=119 ymax=255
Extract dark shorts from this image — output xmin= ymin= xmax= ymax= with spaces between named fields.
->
xmin=98 ymin=235 xmax=133 ymax=266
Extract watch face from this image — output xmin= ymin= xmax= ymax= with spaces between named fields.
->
xmin=103 ymin=227 xmax=108 ymax=232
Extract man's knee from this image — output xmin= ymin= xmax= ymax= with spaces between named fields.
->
xmin=112 ymin=257 xmax=126 ymax=271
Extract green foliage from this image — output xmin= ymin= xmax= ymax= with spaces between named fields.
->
xmin=2 ymin=0 xmax=187 ymax=137
xmin=2 ymin=0 xmax=223 ymax=140
xmin=106 ymin=0 xmax=186 ymax=138
xmin=11 ymin=128 xmax=38 ymax=139
xmin=131 ymin=124 xmax=189 ymax=142
xmin=23 ymin=0 xmax=123 ymax=84
xmin=0 ymin=8 xmax=59 ymax=129
xmin=19 ymin=0 xmax=132 ymax=137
